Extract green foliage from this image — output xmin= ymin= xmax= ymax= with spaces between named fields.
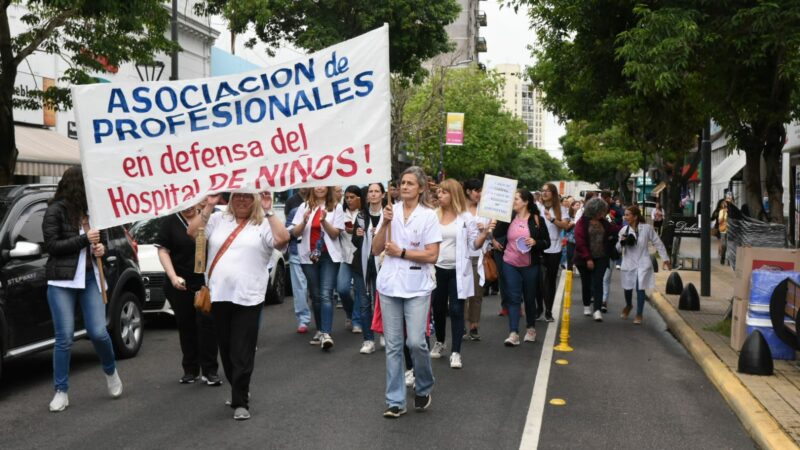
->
xmin=507 ymin=146 xmax=569 ymax=191
xmin=560 ymin=121 xmax=641 ymax=185
xmin=402 ymin=66 xmax=531 ymax=180
xmin=198 ymin=0 xmax=461 ymax=81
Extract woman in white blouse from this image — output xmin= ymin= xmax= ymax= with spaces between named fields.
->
xmin=430 ymin=179 xmax=493 ymax=369
xmin=188 ymin=191 xmax=288 ymax=420
xmin=617 ymin=205 xmax=671 ymax=324
xmin=291 ymin=187 xmax=345 ymax=349
xmin=373 ymin=166 xmax=441 ymax=418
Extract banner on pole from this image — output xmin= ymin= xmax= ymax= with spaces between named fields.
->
xmin=72 ymin=26 xmax=391 ymax=229
xmin=478 ymin=174 xmax=518 ymax=222
xmin=445 ymin=112 xmax=464 ymax=145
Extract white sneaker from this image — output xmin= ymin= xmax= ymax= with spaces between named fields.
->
xmin=49 ymin=391 xmax=69 ymax=412
xmin=321 ymin=333 xmax=334 ymax=350
xmin=583 ymin=306 xmax=592 ymax=316
xmin=106 ymin=369 xmax=123 ymax=398
xmin=359 ymin=340 xmax=376 ymax=354
xmin=379 ymin=335 xmax=385 ymax=348
xmin=352 ymin=326 xmax=363 ymax=334
xmin=404 ymin=369 xmax=415 ymax=387
xmin=430 ymin=341 xmax=446 ymax=359
xmin=310 ymin=331 xmax=322 ymax=345
xmin=449 ymin=352 xmax=463 ymax=369
xmin=593 ymin=310 xmax=603 ymax=322
xmin=504 ymin=332 xmax=521 ymax=347
xmin=524 ymin=328 xmax=537 ymax=343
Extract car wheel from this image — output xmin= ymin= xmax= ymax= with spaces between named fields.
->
xmin=265 ymin=262 xmax=286 ymax=305
xmin=109 ymin=291 xmax=143 ymax=359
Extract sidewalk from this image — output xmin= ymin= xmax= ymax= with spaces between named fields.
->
xmin=652 ymin=238 xmax=800 ymax=449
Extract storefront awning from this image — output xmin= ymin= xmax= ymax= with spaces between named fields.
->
xmin=13 ymin=125 xmax=80 ymax=177
xmin=711 ymin=152 xmax=746 ymax=187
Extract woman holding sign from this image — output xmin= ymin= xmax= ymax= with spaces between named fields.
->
xmin=373 ymin=166 xmax=441 ymax=418
xmin=43 ymin=166 xmax=123 ymax=412
xmin=463 ymin=178 xmax=492 ymax=340
xmin=188 ymin=191 xmax=288 ymax=420
xmin=291 ymin=187 xmax=345 ymax=350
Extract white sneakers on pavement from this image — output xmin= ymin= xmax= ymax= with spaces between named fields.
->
xmin=504 ymin=332 xmax=521 ymax=347
xmin=320 ymin=333 xmax=334 ymax=350
xmin=449 ymin=352 xmax=462 ymax=369
xmin=593 ymin=310 xmax=603 ymax=322
xmin=583 ymin=306 xmax=592 ymax=316
xmin=359 ymin=340 xmax=376 ymax=354
xmin=404 ymin=369 xmax=415 ymax=388
xmin=106 ymin=369 xmax=123 ymax=398
xmin=524 ymin=328 xmax=537 ymax=343
xmin=49 ymin=391 xmax=69 ymax=412
xmin=430 ymin=341 xmax=446 ymax=359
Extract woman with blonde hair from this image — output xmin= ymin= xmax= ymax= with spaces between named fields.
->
xmin=373 ymin=166 xmax=441 ymax=418
xmin=188 ymin=191 xmax=289 ymax=420
xmin=429 ymin=179 xmax=494 ymax=369
xmin=291 ymin=187 xmax=346 ymax=349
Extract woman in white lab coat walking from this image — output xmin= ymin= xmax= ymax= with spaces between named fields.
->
xmin=617 ymin=206 xmax=671 ymax=324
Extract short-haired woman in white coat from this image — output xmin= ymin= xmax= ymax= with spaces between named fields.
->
xmin=617 ymin=206 xmax=671 ymax=324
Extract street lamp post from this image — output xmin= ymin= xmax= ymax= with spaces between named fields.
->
xmin=437 ymin=59 xmax=473 ymax=182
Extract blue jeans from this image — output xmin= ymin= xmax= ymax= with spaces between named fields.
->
xmin=289 ymin=254 xmax=311 ymax=327
xmin=361 ymin=275 xmax=377 ymax=341
xmin=624 ymin=278 xmax=648 ymax=316
xmin=336 ymin=262 xmax=363 ymax=328
xmin=501 ymin=262 xmax=540 ymax=333
xmin=380 ymin=293 xmax=434 ymax=408
xmin=47 ymin=270 xmax=116 ymax=392
xmin=302 ymin=252 xmax=339 ymax=334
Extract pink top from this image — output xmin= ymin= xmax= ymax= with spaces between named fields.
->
xmin=504 ymin=217 xmax=531 ymax=267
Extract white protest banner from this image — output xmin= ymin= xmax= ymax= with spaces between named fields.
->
xmin=478 ymin=174 xmax=518 ymax=222
xmin=72 ymin=25 xmax=391 ymax=229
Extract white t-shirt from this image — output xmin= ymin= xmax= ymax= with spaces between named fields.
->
xmin=540 ymin=204 xmax=568 ymax=254
xmin=467 ymin=209 xmax=491 ymax=257
xmin=291 ymin=202 xmax=346 ymax=264
xmin=436 ymin=220 xmax=458 ymax=269
xmin=205 ymin=213 xmax=275 ymax=306
xmin=376 ymin=203 xmax=443 ymax=298
xmin=47 ymin=227 xmax=103 ymax=292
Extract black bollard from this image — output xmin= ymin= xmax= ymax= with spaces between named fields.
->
xmin=679 ymin=283 xmax=700 ymax=311
xmin=666 ymin=271 xmax=684 ymax=295
xmin=738 ymin=330 xmax=774 ymax=376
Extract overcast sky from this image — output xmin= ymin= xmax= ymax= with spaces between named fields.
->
xmin=212 ymin=2 xmax=565 ymax=158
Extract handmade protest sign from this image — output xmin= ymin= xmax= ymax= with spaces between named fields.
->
xmin=478 ymin=174 xmax=518 ymax=222
xmin=72 ymin=25 xmax=390 ymax=229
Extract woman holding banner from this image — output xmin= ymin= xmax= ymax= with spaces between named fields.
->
xmin=353 ymin=182 xmax=387 ymax=355
xmin=373 ymin=166 xmax=441 ymax=418
xmin=188 ymin=191 xmax=288 ymax=420
xmin=291 ymin=187 xmax=345 ymax=350
xmin=43 ymin=166 xmax=123 ymax=412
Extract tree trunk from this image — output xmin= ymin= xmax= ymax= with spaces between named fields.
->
xmin=763 ymin=123 xmax=786 ymax=223
xmin=741 ymin=145 xmax=764 ymax=220
xmin=0 ymin=72 xmax=18 ymax=186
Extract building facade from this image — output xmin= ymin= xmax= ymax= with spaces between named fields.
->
xmin=495 ymin=63 xmax=545 ymax=149
xmin=426 ymin=0 xmax=486 ymax=68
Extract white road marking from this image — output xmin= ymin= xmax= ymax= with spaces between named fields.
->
xmin=519 ymin=272 xmax=567 ymax=450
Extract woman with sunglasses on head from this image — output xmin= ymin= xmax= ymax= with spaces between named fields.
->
xmin=291 ymin=187 xmax=346 ymax=350
xmin=538 ymin=183 xmax=572 ymax=322
xmin=353 ymin=182 xmax=387 ymax=355
xmin=187 ymin=191 xmax=289 ymax=420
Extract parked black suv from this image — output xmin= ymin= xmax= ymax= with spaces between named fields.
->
xmin=0 ymin=185 xmax=146 ymax=380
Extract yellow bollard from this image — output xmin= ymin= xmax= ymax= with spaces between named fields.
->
xmin=554 ymin=270 xmax=574 ymax=352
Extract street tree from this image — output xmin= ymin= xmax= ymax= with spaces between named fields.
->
xmin=508 ymin=146 xmax=569 ymax=191
xmin=402 ymin=66 xmax=530 ymax=180
xmin=0 ymin=0 xmax=176 ymax=185
xmin=198 ymin=0 xmax=460 ymax=82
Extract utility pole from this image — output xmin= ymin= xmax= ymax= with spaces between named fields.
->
xmin=700 ymin=120 xmax=711 ymax=296
xmin=170 ymin=0 xmax=178 ymax=81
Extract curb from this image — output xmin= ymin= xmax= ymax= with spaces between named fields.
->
xmin=650 ymin=291 xmax=799 ymax=450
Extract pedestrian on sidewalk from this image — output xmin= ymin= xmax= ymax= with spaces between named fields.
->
xmin=337 ymin=185 xmax=365 ymax=334
xmin=43 ymin=166 xmax=123 ymax=412
xmin=430 ymin=179 xmax=493 ymax=369
xmin=373 ymin=166 xmax=441 ymax=418
xmin=463 ymin=178 xmax=492 ymax=341
xmin=712 ymin=198 xmax=730 ymax=265
xmin=156 ymin=200 xmax=221 ymax=386
xmin=574 ymin=198 xmax=621 ymax=322
xmin=538 ymin=183 xmax=571 ymax=322
xmin=285 ymin=191 xmax=312 ymax=333
xmin=291 ymin=187 xmax=345 ymax=350
xmin=651 ymin=202 xmax=664 ymax=235
xmin=187 ymin=192 xmax=289 ymax=420
xmin=354 ymin=183 xmax=387 ymax=355
xmin=501 ymin=189 xmax=550 ymax=346
xmin=617 ymin=206 xmax=671 ymax=324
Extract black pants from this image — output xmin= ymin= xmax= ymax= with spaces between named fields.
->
xmin=166 ymin=284 xmax=219 ymax=377
xmin=432 ymin=267 xmax=465 ymax=353
xmin=540 ymin=253 xmax=561 ymax=317
xmin=576 ymin=257 xmax=609 ymax=312
xmin=566 ymin=242 xmax=576 ymax=270
xmin=212 ymin=301 xmax=262 ymax=410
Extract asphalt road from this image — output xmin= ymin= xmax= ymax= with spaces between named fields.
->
xmin=0 ymin=268 xmax=754 ymax=449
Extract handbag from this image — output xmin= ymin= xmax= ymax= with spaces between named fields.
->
xmin=194 ymin=220 xmax=247 ymax=315
xmin=711 ymin=227 xmax=719 ymax=238
xmin=483 ymin=249 xmax=499 ymax=283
